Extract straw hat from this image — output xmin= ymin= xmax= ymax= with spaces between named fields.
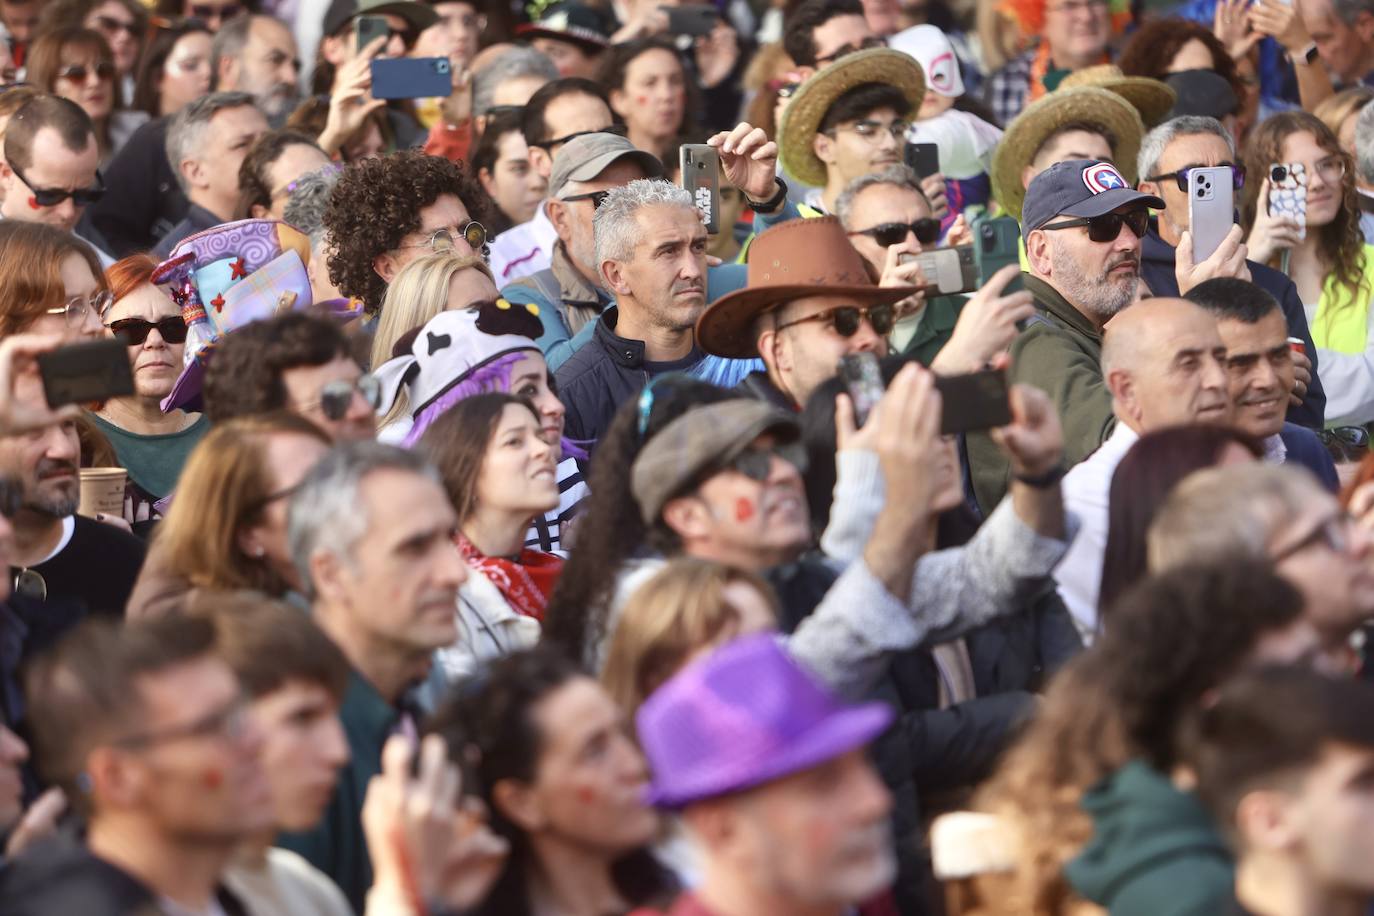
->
xmin=1061 ymin=65 xmax=1177 ymax=127
xmin=779 ymin=48 xmax=926 ymax=188
xmin=991 ymin=86 xmax=1144 ymax=221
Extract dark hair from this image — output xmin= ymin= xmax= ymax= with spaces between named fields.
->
xmin=25 ymin=615 xmax=218 ymax=817
xmin=2 ymin=93 xmax=96 ymax=172
xmin=284 ymin=94 xmax=393 ymax=160
xmin=783 ymin=0 xmax=865 ymax=68
xmin=39 ymin=0 xmax=148 ymax=40
xmin=818 ymin=83 xmax=912 ymax=135
xmin=598 ymin=36 xmax=698 ymax=151
xmin=131 ymin=18 xmax=213 ymax=117
xmin=1098 ymin=425 xmax=1264 ymax=617
xmin=1185 ymin=276 xmax=1282 ymax=324
xmin=235 ymin=128 xmax=324 ymax=218
xmin=26 ymin=28 xmax=120 ymax=122
xmin=1186 ymin=666 xmax=1374 ymax=842
xmin=323 ymin=150 xmax=490 ymax=312
xmin=202 ymin=312 xmax=353 ymax=423
xmin=471 ymin=108 xmax=526 ymax=234
xmin=1117 ymin=18 xmax=1244 ymax=106
xmin=542 ymin=378 xmax=740 ymax=663
xmin=155 ymin=0 xmax=256 ymax=21
xmin=429 ymin=647 xmax=674 ymax=916
xmin=417 ymin=392 xmax=537 ymax=522
xmin=1034 ymin=120 xmax=1118 ymax=161
xmin=521 ymin=76 xmax=608 ymax=146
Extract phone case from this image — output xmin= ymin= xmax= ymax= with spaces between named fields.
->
xmin=370 ymin=57 xmax=451 ymax=100
xmin=37 ymin=339 xmax=135 ymax=408
xmin=1269 ymin=162 xmax=1308 ymax=241
xmin=972 ymin=216 xmax=1023 ymax=294
xmin=662 ymin=4 xmax=718 ymax=35
xmin=1188 ymin=166 xmax=1235 ymax=264
xmin=839 ymin=352 xmax=885 ymax=427
xmin=355 ymin=14 xmax=389 ymax=51
xmin=910 ymin=247 xmax=976 ymax=294
xmin=934 ymin=368 xmax=1011 ymax=435
xmin=904 ymin=142 xmax=940 ymax=180
xmin=680 ymin=144 xmax=720 ymax=234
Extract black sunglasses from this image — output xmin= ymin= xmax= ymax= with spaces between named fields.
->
xmin=1040 ymin=208 xmax=1149 ymax=243
xmin=561 ymin=189 xmax=609 ymax=209
xmin=93 ymin=14 xmax=142 ymax=36
xmin=313 ymin=375 xmax=381 ymax=421
xmin=107 ymin=317 xmax=188 ymax=346
xmin=11 ymin=163 xmax=105 ymax=208
xmin=532 ymin=123 xmax=626 ymax=151
xmin=724 ymin=442 xmax=809 ymax=482
xmin=1143 ymin=163 xmax=1247 ymax=193
xmin=57 ymin=61 xmax=116 ymax=82
xmin=849 ymin=218 xmax=941 ymax=248
xmin=775 ymin=302 xmax=899 ymax=337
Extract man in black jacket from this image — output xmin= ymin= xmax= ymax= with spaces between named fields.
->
xmin=1135 ymin=114 xmax=1325 ymax=428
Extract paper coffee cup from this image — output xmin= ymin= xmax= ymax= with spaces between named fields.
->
xmin=79 ymin=467 xmax=127 ymax=519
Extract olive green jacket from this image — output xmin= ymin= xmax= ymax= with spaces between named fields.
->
xmin=898 ymin=294 xmax=964 ymax=367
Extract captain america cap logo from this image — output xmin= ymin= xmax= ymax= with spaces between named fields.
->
xmin=1083 ymin=163 xmax=1128 ymax=194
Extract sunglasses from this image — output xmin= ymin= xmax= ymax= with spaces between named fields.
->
xmin=107 ymin=316 xmax=188 ymax=346
xmin=561 ymin=189 xmax=609 ymax=209
xmin=531 ymin=123 xmax=626 ymax=151
xmin=11 ymin=163 xmax=106 ymax=208
xmin=1143 ymin=163 xmax=1247 ymax=193
xmin=723 ymin=441 xmax=809 ymax=481
xmin=93 ymin=15 xmax=141 ymax=37
xmin=188 ymin=2 xmax=242 ymax=19
xmin=849 ymin=218 xmax=940 ymax=248
xmin=398 ymin=222 xmax=488 ymax=252
xmin=1040 ymin=208 xmax=1149 ymax=243
xmin=309 ymin=374 xmax=382 ymax=421
xmin=57 ymin=61 xmax=116 ymax=82
xmin=774 ymin=302 xmax=899 ymax=337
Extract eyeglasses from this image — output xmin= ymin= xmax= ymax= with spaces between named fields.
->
xmin=484 ymin=104 xmax=524 ymax=120
xmin=10 ymin=162 xmax=106 ymax=208
xmin=849 ymin=218 xmax=941 ymax=248
xmin=113 ymin=696 xmax=250 ymax=750
xmin=814 ymin=36 xmax=886 ymax=66
xmin=301 ymin=374 xmax=382 ymax=421
xmin=561 ymin=189 xmax=609 ymax=209
xmin=188 ymin=2 xmax=242 ymax=20
xmin=1311 ymin=155 xmax=1348 ymax=184
xmin=830 ymin=119 xmax=911 ymax=143
xmin=1040 ymin=208 xmax=1150 ymax=243
xmin=398 ymin=222 xmax=488 ymax=252
xmin=107 ymin=316 xmax=188 ymax=346
xmin=1143 ymin=163 xmax=1247 ymax=193
xmin=370 ymin=24 xmax=419 ymax=47
xmin=1272 ymin=511 xmax=1354 ymax=563
xmin=92 ymin=15 xmax=141 ymax=37
xmin=722 ymin=441 xmax=809 ymax=481
xmin=774 ymin=302 xmax=899 ymax=337
xmin=47 ymin=290 xmax=114 ymax=328
xmin=531 ymin=123 xmax=626 ymax=151
xmin=56 ymin=61 xmax=116 ymax=83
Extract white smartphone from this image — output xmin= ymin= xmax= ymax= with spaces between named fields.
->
xmin=1269 ymin=162 xmax=1308 ymax=241
xmin=1188 ymin=165 xmax=1235 ymax=264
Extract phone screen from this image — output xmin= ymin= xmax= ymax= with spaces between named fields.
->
xmin=838 ymin=352 xmax=885 ymax=427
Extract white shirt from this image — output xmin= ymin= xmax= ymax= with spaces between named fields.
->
xmin=488 ymin=202 xmax=558 ymax=285
xmin=907 ymin=109 xmax=1002 ymax=181
xmin=1053 ymin=422 xmax=1139 ymax=644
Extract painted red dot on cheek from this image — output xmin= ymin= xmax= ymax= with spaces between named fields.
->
xmin=201 ymin=765 xmax=224 ymax=790
xmin=734 ymin=497 xmax=755 ymax=523
xmin=27 ymin=196 xmax=40 ymax=210
xmin=576 ymin=785 xmax=597 ymax=805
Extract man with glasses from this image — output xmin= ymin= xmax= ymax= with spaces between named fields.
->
xmin=204 ymin=312 xmax=380 ymax=441
xmin=982 ymin=0 xmax=1112 ymax=128
xmin=782 ymin=0 xmax=882 ymax=73
xmin=1137 ymin=115 xmax=1325 ymax=429
xmin=4 ymin=615 xmax=269 ymax=914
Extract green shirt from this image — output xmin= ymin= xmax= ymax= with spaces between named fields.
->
xmin=88 ymin=412 xmax=209 ymax=498
xmin=896 ymin=294 xmax=964 ymax=367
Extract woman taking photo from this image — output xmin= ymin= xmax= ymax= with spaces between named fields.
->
xmin=602 ymin=37 xmax=691 ymax=165
xmin=90 ymin=254 xmax=208 ymax=525
xmin=26 ymin=27 xmax=146 ymax=162
xmin=126 ymin=412 xmax=330 ymax=617
xmin=1243 ymin=110 xmax=1374 ymax=424
xmin=418 ymin=393 xmax=562 ymax=682
xmin=130 ymin=18 xmax=213 ymax=118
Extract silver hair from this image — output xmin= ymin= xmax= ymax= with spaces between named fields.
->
xmin=1331 ymin=0 xmax=1374 ymax=26
xmin=165 ymin=91 xmax=259 ymax=195
xmin=1357 ymin=102 xmax=1374 ymax=185
xmin=283 ymin=165 xmax=342 ymax=250
xmin=288 ymin=441 xmax=439 ymax=599
xmin=593 ymin=178 xmax=696 ymax=266
xmin=834 ymin=165 xmax=930 ymax=228
xmin=1137 ymin=116 xmax=1235 ymax=185
xmin=471 ymin=47 xmax=558 ymax=117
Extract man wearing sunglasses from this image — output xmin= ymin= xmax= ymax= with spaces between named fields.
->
xmin=1137 ymin=115 xmax=1326 ymax=429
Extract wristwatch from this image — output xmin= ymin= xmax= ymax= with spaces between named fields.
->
xmin=1013 ymin=463 xmax=1068 ymax=489
xmin=1295 ymin=42 xmax=1319 ymax=65
xmin=746 ymin=177 xmax=788 ymax=213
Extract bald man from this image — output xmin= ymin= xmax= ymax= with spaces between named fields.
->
xmin=1052 ymin=297 xmax=1232 ymax=640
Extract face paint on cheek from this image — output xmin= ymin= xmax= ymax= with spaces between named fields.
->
xmin=576 ymin=784 xmax=598 ymax=805
xmin=734 ymin=497 xmax=755 ymax=523
xmin=201 ymin=765 xmax=224 ymax=791
xmin=27 ymin=197 xmax=40 ymax=210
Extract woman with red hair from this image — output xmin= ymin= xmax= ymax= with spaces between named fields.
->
xmin=90 ymin=253 xmax=206 ymax=524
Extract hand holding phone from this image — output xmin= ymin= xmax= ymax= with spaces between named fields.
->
xmin=1187 ymin=165 xmax=1235 ymax=264
xmin=839 ymin=352 xmax=886 ymax=427
xmin=355 ymin=14 xmax=390 ymax=52
xmin=37 ymin=338 xmax=134 ymax=409
xmin=680 ymin=144 xmax=721 ymax=234
xmin=934 ymin=367 xmax=1011 ymax=435
xmin=662 ymin=4 xmax=718 ymax=35
xmin=371 ymin=56 xmax=452 ymax=99
xmin=993 ymin=384 xmax=1065 ymax=484
xmin=1268 ymin=162 xmax=1307 ymax=240
xmin=0 ymin=334 xmax=84 ymax=435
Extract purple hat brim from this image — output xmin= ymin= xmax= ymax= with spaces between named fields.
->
xmin=160 ymin=349 xmax=213 ymax=414
xmin=643 ymin=701 xmax=894 ymax=809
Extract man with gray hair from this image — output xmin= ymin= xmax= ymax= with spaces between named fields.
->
xmin=278 ymin=440 xmax=467 ymax=910
xmin=471 ymin=45 xmax=558 ymax=134
xmin=1354 ymin=100 xmax=1374 ymax=243
xmin=1136 ymin=114 xmax=1324 ymax=428
xmin=1302 ymin=0 xmax=1374 ymax=87
xmin=210 ymin=14 xmax=301 ymax=124
xmin=155 ymin=91 xmax=268 ymax=258
xmin=283 ymin=165 xmax=345 ymax=304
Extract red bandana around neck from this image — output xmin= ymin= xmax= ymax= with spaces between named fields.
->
xmin=456 ymin=533 xmax=563 ymax=621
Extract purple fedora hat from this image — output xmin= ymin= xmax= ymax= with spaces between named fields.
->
xmin=637 ymin=634 xmax=893 ymax=809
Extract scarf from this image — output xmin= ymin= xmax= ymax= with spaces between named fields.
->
xmin=1027 ymin=41 xmax=1112 ymax=104
xmin=456 ymin=533 xmax=562 ymax=621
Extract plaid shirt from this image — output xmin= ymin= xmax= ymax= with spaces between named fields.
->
xmin=983 ymin=47 xmax=1036 ymax=128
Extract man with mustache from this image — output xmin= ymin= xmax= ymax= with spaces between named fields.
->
xmin=212 ymin=15 xmax=302 ymax=125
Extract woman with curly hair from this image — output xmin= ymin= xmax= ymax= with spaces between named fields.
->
xmin=1117 ymin=17 xmax=1252 ymax=137
xmin=1243 ymin=110 xmax=1374 ymax=424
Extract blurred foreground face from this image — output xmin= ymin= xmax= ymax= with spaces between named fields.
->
xmin=249 ymin=681 xmax=349 ymax=832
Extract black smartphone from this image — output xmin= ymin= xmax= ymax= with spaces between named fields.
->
xmin=838 ymin=352 xmax=886 ymax=427
xmin=680 ymin=143 xmax=721 ymax=235
xmin=355 ymin=14 xmax=390 ymax=52
xmin=662 ymin=4 xmax=718 ymax=35
xmin=371 ymin=56 xmax=452 ymax=99
xmin=37 ymin=338 xmax=135 ymax=408
xmin=904 ymin=142 xmax=939 ymax=180
xmin=904 ymin=246 xmax=976 ymax=295
xmin=972 ymin=216 xmax=1023 ymax=295
xmin=934 ymin=367 xmax=1011 ymax=435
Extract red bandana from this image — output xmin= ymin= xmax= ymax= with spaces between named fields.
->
xmin=456 ymin=533 xmax=562 ymax=621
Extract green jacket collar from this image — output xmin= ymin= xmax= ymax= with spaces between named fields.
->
xmin=341 ymin=670 xmax=399 ymax=750
xmin=1023 ymin=274 xmax=1103 ymax=344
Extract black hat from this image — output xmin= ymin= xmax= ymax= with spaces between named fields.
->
xmin=516 ymin=1 xmax=611 ymax=52
xmin=321 ymin=0 xmax=438 ymax=40
xmin=1165 ymin=69 xmax=1240 ymax=121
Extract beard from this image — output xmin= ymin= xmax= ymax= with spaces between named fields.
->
xmin=28 ymin=458 xmax=79 ymax=518
xmin=1050 ymin=239 xmax=1139 ymax=323
xmin=257 ymin=84 xmax=302 ymax=122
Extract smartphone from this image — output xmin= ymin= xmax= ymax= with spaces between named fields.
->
xmin=934 ymin=367 xmax=1011 ymax=436
xmin=1269 ymin=162 xmax=1308 ymax=241
xmin=370 ymin=56 xmax=452 ymax=99
xmin=838 ymin=352 xmax=885 ymax=427
xmin=662 ymin=4 xmax=718 ymax=35
xmin=355 ymin=14 xmax=389 ymax=52
xmin=37 ymin=338 xmax=134 ymax=408
xmin=680 ymin=144 xmax=721 ymax=235
xmin=1187 ymin=165 xmax=1235 ymax=264
xmin=905 ymin=246 xmax=976 ymax=295
xmin=904 ymin=142 xmax=940 ymax=180
xmin=972 ymin=216 xmax=1022 ymax=294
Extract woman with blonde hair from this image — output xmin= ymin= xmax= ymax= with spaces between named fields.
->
xmin=1313 ymin=85 xmax=1374 ymax=156
xmin=370 ymin=250 xmax=496 ymax=373
xmin=126 ymin=412 xmax=330 ymax=617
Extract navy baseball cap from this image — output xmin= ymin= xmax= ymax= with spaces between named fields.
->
xmin=1022 ymin=159 xmax=1164 ymax=233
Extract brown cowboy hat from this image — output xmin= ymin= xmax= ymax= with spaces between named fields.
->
xmin=779 ymin=48 xmax=926 ymax=189
xmin=991 ymin=85 xmax=1144 ymax=221
xmin=1060 ymin=65 xmax=1177 ymax=127
xmin=696 ymin=216 xmax=918 ymax=359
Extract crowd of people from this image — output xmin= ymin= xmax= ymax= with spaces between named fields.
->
xmin=0 ymin=0 xmax=1373 ymax=912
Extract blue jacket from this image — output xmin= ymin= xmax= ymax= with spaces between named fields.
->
xmin=1281 ymin=422 xmax=1340 ymax=492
